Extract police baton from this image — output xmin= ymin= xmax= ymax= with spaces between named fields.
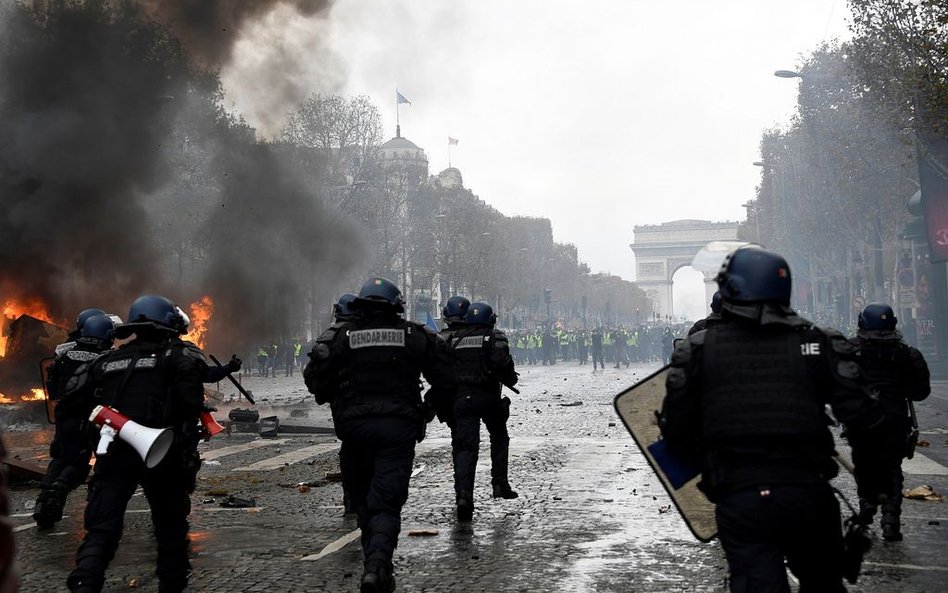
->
xmin=504 ymin=384 xmax=521 ymax=395
xmin=209 ymin=354 xmax=256 ymax=405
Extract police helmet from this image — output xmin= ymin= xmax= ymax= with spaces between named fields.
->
xmin=354 ymin=277 xmax=404 ymax=312
xmin=79 ymin=314 xmax=115 ymax=344
xmin=442 ymin=296 xmax=470 ymax=321
xmin=174 ymin=306 xmax=191 ymax=334
xmin=76 ymin=308 xmax=107 ymax=331
xmin=466 ymin=302 xmax=496 ymax=327
xmin=120 ymin=295 xmax=186 ymax=335
xmin=859 ymin=303 xmax=897 ymax=331
xmin=716 ymin=246 xmax=791 ymax=305
xmin=333 ymin=293 xmax=358 ymax=321
xmin=710 ymin=291 xmax=723 ymax=313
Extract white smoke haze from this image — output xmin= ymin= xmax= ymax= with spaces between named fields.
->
xmin=220 ymin=2 xmax=346 ymax=138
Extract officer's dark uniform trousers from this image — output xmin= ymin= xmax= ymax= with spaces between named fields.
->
xmin=42 ymin=413 xmax=92 ymax=492
xmin=43 ymin=347 xmax=102 ymax=493
xmin=337 ymin=416 xmax=417 ymax=568
xmin=69 ymin=442 xmax=192 ymax=590
xmin=716 ymin=483 xmax=843 ymax=593
xmin=452 ymin=392 xmax=509 ymax=496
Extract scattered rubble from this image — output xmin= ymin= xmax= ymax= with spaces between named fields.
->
xmin=903 ymin=485 xmax=943 ymax=502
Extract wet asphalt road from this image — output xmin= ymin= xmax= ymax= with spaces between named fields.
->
xmin=6 ymin=362 xmax=948 ymax=592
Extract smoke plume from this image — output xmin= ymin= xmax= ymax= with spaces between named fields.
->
xmin=0 ymin=1 xmax=360 ymax=350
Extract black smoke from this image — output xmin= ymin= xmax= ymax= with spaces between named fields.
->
xmin=0 ymin=1 xmax=359 ymax=350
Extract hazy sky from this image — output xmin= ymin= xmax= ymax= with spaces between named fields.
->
xmin=223 ymin=0 xmax=852 ymax=319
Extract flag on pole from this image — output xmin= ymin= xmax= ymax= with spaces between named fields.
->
xmin=448 ymin=137 xmax=459 ymax=146
xmin=396 ymin=90 xmax=411 ymax=105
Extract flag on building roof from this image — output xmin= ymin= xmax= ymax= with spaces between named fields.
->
xmin=448 ymin=137 xmax=459 ymax=145
xmin=396 ymin=90 xmax=411 ymax=105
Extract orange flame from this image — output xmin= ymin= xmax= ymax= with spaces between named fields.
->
xmin=182 ymin=296 xmax=214 ymax=350
xmin=0 ymin=388 xmax=46 ymax=404
xmin=1 ymin=297 xmax=59 ymax=357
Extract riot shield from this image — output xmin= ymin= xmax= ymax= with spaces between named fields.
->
xmin=613 ymin=365 xmax=717 ymax=542
xmin=39 ymin=356 xmax=56 ymax=424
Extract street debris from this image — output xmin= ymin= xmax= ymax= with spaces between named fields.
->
xmin=558 ymin=402 xmax=583 ymax=407
xmin=407 ymin=529 xmax=439 ymax=537
xmin=325 ymin=471 xmax=344 ymax=482
xmin=127 ymin=577 xmax=139 ymax=588
xmin=220 ymin=495 xmax=256 ymax=508
xmin=298 ymin=484 xmax=311 ymax=493
xmin=903 ymin=485 xmax=943 ymax=501
xmin=658 ymin=505 xmax=672 ymax=514
xmin=917 ymin=439 xmax=930 ymax=447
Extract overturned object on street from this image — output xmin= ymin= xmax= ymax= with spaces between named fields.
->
xmin=613 ymin=365 xmax=717 ymax=542
xmin=903 ymin=485 xmax=944 ymax=502
xmin=228 ymin=408 xmax=260 ymax=423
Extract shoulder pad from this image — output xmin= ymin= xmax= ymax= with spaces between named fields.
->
xmin=687 ymin=329 xmax=706 ymax=347
xmin=669 ymin=334 xmax=701 ymax=366
xmin=174 ymin=341 xmax=209 ymax=364
xmin=55 ymin=341 xmax=77 ymax=356
xmin=312 ymin=342 xmax=332 ymax=361
xmin=827 ymin=332 xmax=857 ymax=356
xmin=317 ymin=325 xmax=341 ymax=344
xmin=492 ymin=330 xmax=509 ymax=344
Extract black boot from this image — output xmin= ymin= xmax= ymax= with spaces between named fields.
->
xmin=456 ymin=491 xmax=473 ymax=521
xmin=882 ymin=514 xmax=902 ymax=541
xmin=33 ymin=483 xmax=67 ymax=529
xmin=361 ymin=563 xmax=395 ymax=593
xmin=857 ymin=497 xmax=877 ymax=526
xmin=343 ymin=490 xmax=357 ymax=517
xmin=492 ymin=482 xmax=519 ymax=499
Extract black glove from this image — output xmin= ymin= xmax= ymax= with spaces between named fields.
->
xmin=224 ymin=354 xmax=242 ymax=374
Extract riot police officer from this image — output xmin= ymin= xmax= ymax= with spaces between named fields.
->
xmin=304 ymin=278 xmax=455 ymax=593
xmin=65 ymin=295 xmax=208 ymax=593
xmin=688 ymin=291 xmax=723 ymax=336
xmin=34 ymin=312 xmax=116 ymax=529
xmin=447 ymin=301 xmax=519 ymax=522
xmin=660 ymin=246 xmax=884 ymax=593
xmin=847 ymin=303 xmax=930 ymax=541
xmin=322 ymin=293 xmax=359 ymax=516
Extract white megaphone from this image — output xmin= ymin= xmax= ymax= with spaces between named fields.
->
xmin=89 ymin=405 xmax=174 ymax=468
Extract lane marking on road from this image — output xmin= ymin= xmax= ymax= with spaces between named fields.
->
xmin=200 ymin=438 xmax=289 ymax=462
xmin=301 ymin=528 xmax=361 ymax=561
xmin=13 ymin=503 xmax=264 ymax=534
xmin=233 ymin=442 xmax=340 ymax=471
xmin=864 ymin=561 xmax=948 ymax=572
xmin=903 ymin=452 xmax=948 ymax=476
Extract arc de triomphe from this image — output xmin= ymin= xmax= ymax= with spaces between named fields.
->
xmin=630 ymin=220 xmax=740 ymax=318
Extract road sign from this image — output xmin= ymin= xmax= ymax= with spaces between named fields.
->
xmin=900 ymin=287 xmax=916 ymax=305
xmin=898 ymin=268 xmax=915 ymax=288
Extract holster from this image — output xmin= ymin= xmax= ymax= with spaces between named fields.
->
xmin=904 ymin=426 xmax=919 ymax=460
xmin=500 ymin=396 xmax=511 ymax=421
